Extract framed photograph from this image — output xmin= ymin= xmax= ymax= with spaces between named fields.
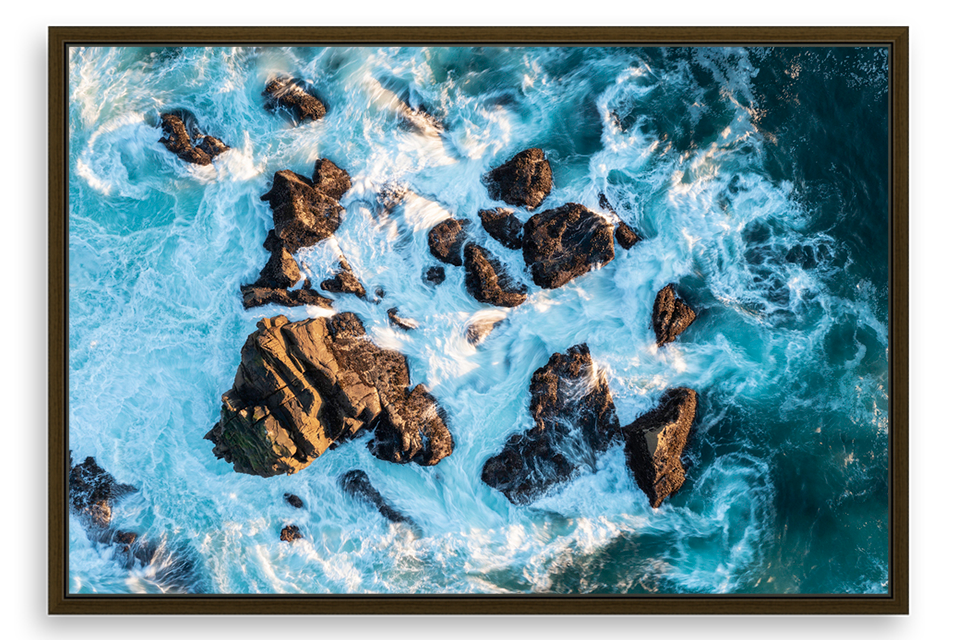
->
xmin=49 ymin=27 xmax=908 ymax=614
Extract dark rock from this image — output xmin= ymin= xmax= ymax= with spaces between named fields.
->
xmin=159 ymin=113 xmax=211 ymax=165
xmin=205 ymin=314 xmax=453 ymax=476
xmin=428 ymin=218 xmax=470 ymax=266
xmin=598 ymin=192 xmax=614 ymax=212
xmin=387 ymin=307 xmax=419 ymax=331
xmin=423 ymin=266 xmax=445 ymax=285
xmin=196 ymin=135 xmax=230 ymax=158
xmin=652 ymin=284 xmax=697 ymax=347
xmin=466 ymin=314 xmax=506 ymax=346
xmin=280 ymin=525 xmax=303 ymax=542
xmin=485 ymin=148 xmax=553 ymax=210
xmin=69 ymin=457 xmax=136 ymax=529
xmin=623 ymin=388 xmax=697 ymax=508
xmin=339 ymin=469 xmax=415 ymax=526
xmin=479 ymin=208 xmax=523 ymax=250
xmin=463 ymin=243 xmax=527 ymax=308
xmin=481 ymin=345 xmax=620 ymax=504
xmin=263 ymin=76 xmax=326 ymax=123
xmin=261 ymin=170 xmax=344 ymax=252
xmin=312 ymin=158 xmax=352 ymax=201
xmin=615 ymin=222 xmax=642 ymax=249
xmin=254 ymin=231 xmax=301 ymax=290
xmin=368 ymin=384 xmax=453 ymax=467
xmin=521 ymin=203 xmax=616 ymax=289
xmin=284 ymin=493 xmax=304 ymax=509
xmin=240 ymin=284 xmax=333 ymax=310
xmin=320 ymin=259 xmax=366 ymax=298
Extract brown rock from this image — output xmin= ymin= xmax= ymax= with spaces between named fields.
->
xmin=652 ymin=284 xmax=697 ymax=347
xmin=320 ymin=259 xmax=366 ymax=298
xmin=196 ymin=135 xmax=230 ymax=159
xmin=261 ymin=170 xmax=344 ymax=252
xmin=159 ymin=113 xmax=211 ymax=165
xmin=485 ymin=148 xmax=553 ymax=210
xmin=255 ymin=231 xmax=301 ymax=290
xmin=284 ymin=493 xmax=304 ymax=509
xmin=387 ymin=307 xmax=419 ymax=331
xmin=521 ymin=203 xmax=616 ymax=289
xmin=312 ymin=158 xmax=352 ymax=201
xmin=69 ymin=457 xmax=136 ymax=529
xmin=462 ymin=243 xmax=527 ymax=308
xmin=428 ymin=218 xmax=470 ymax=266
xmin=479 ymin=208 xmax=523 ymax=250
xmin=423 ymin=266 xmax=445 ymax=285
xmin=239 ymin=284 xmax=332 ymax=310
xmin=368 ymin=384 xmax=453 ymax=466
xmin=615 ymin=222 xmax=642 ymax=249
xmin=280 ymin=525 xmax=303 ymax=542
xmin=263 ymin=76 xmax=326 ymax=123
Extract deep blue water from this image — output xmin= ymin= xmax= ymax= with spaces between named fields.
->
xmin=67 ymin=45 xmax=889 ymax=594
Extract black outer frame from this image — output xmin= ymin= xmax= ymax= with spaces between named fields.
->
xmin=48 ymin=26 xmax=909 ymax=615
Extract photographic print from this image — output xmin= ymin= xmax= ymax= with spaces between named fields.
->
xmin=53 ymin=30 xmax=906 ymax=611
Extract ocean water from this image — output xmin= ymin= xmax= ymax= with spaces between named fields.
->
xmin=67 ymin=45 xmax=890 ymax=594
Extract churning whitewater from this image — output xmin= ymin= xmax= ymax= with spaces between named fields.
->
xmin=67 ymin=46 xmax=890 ymax=594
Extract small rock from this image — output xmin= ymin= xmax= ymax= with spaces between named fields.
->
xmin=522 ymin=203 xmax=616 ymax=289
xmin=320 ymin=259 xmax=366 ymax=298
xmin=284 ymin=493 xmax=304 ymax=509
xmin=261 ymin=170 xmax=344 ymax=252
xmin=463 ymin=243 xmax=527 ymax=308
xmin=254 ymin=231 xmax=301 ymax=290
xmin=158 ymin=113 xmax=211 ymax=166
xmin=263 ymin=76 xmax=326 ymax=123
xmin=339 ymin=469 xmax=415 ymax=526
xmin=69 ymin=457 xmax=136 ymax=529
xmin=280 ymin=525 xmax=303 ymax=542
xmin=485 ymin=148 xmax=553 ymax=210
xmin=479 ymin=208 xmax=523 ymax=250
xmin=423 ymin=266 xmax=445 ymax=285
xmin=615 ymin=222 xmax=642 ymax=250
xmin=196 ymin=135 xmax=230 ymax=159
xmin=387 ymin=307 xmax=419 ymax=331
xmin=652 ymin=284 xmax=696 ymax=347
xmin=428 ymin=218 xmax=470 ymax=266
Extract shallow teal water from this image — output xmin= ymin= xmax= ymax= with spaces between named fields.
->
xmin=67 ymin=45 xmax=889 ymax=594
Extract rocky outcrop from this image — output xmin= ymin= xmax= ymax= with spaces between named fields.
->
xmin=339 ymin=469 xmax=415 ymax=526
xmin=239 ymin=283 xmax=332 ymax=310
xmin=205 ymin=314 xmax=453 ymax=477
xmin=159 ymin=113 xmax=229 ymax=166
xmin=615 ymin=222 xmax=642 ymax=249
xmin=320 ymin=259 xmax=366 ymax=299
xmin=312 ymin=158 xmax=352 ymax=201
xmin=428 ymin=218 xmax=470 ymax=266
xmin=69 ymin=456 xmax=136 ymax=529
xmin=263 ymin=76 xmax=326 ymax=123
xmin=521 ymin=203 xmax=616 ymax=289
xmin=485 ymin=149 xmax=553 ymax=210
xmin=284 ymin=493 xmax=304 ymax=509
xmin=260 ymin=170 xmax=344 ymax=252
xmin=423 ymin=266 xmax=445 ymax=285
xmin=652 ymin=284 xmax=696 ymax=347
xmin=280 ymin=525 xmax=303 ymax=542
xmin=479 ymin=208 xmax=523 ymax=250
xmin=387 ymin=307 xmax=418 ymax=331
xmin=481 ymin=345 xmax=620 ymax=504
xmin=463 ymin=243 xmax=527 ymax=308
xmin=254 ymin=231 xmax=301 ymax=290
xmin=623 ymin=388 xmax=697 ymax=508
xmin=368 ymin=384 xmax=453 ymax=466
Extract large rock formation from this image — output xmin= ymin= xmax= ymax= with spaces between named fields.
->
xmin=312 ymin=158 xmax=352 ymax=201
xmin=652 ymin=284 xmax=697 ymax=347
xmin=428 ymin=218 xmax=470 ymax=266
xmin=479 ymin=208 xmax=523 ymax=250
xmin=320 ymin=259 xmax=366 ymax=299
xmin=260 ymin=170 xmax=345 ymax=252
xmin=481 ymin=345 xmax=620 ymax=504
xmin=623 ymin=388 xmax=697 ymax=508
xmin=205 ymin=314 xmax=453 ymax=477
xmin=158 ymin=113 xmax=229 ymax=166
xmin=521 ymin=203 xmax=616 ymax=289
xmin=485 ymin=149 xmax=553 ymax=210
xmin=69 ymin=456 xmax=136 ymax=529
xmin=263 ymin=76 xmax=326 ymax=123
xmin=462 ymin=243 xmax=527 ymax=308
xmin=339 ymin=469 xmax=415 ymax=526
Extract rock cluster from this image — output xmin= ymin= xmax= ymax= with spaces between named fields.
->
xmin=260 ymin=170 xmax=345 ymax=253
xmin=205 ymin=314 xmax=453 ymax=477
xmin=159 ymin=112 xmax=229 ymax=166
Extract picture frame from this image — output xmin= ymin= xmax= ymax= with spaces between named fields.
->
xmin=49 ymin=26 xmax=908 ymax=615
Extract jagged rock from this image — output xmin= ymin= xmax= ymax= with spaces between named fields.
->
xmin=652 ymin=284 xmax=696 ymax=347
xmin=196 ymin=135 xmax=230 ymax=159
xmin=463 ymin=243 xmax=527 ymax=308
xmin=368 ymin=384 xmax=453 ymax=466
xmin=261 ymin=170 xmax=344 ymax=252
xmin=69 ymin=457 xmax=136 ymax=529
xmin=481 ymin=345 xmax=620 ymax=504
xmin=159 ymin=113 xmax=211 ymax=165
xmin=205 ymin=314 xmax=453 ymax=476
xmin=428 ymin=218 xmax=470 ymax=266
xmin=465 ymin=312 xmax=506 ymax=346
xmin=387 ymin=307 xmax=419 ymax=331
xmin=522 ymin=203 xmax=616 ymax=289
xmin=239 ymin=284 xmax=333 ymax=310
xmin=423 ymin=266 xmax=445 ymax=285
xmin=255 ymin=231 xmax=301 ymax=290
xmin=320 ymin=259 xmax=366 ymax=298
xmin=263 ymin=76 xmax=326 ymax=123
xmin=615 ymin=222 xmax=642 ymax=249
xmin=485 ymin=148 xmax=553 ymax=210
xmin=479 ymin=208 xmax=523 ymax=250
xmin=623 ymin=388 xmax=697 ymax=508
xmin=312 ymin=158 xmax=352 ymax=201
xmin=280 ymin=525 xmax=303 ymax=542
xmin=598 ymin=192 xmax=614 ymax=212
xmin=339 ymin=469 xmax=415 ymax=526
xmin=284 ymin=493 xmax=304 ymax=509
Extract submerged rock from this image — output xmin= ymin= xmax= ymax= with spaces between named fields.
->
xmin=196 ymin=135 xmax=229 ymax=159
xmin=387 ymin=307 xmax=419 ymax=331
xmin=462 ymin=243 xmax=527 ymax=308
xmin=339 ymin=469 xmax=415 ymax=526
xmin=312 ymin=158 xmax=352 ymax=201
xmin=284 ymin=493 xmax=304 ymax=509
xmin=205 ymin=314 xmax=453 ymax=477
xmin=423 ymin=266 xmax=445 ymax=285
xmin=522 ymin=203 xmax=616 ymax=289
xmin=261 ymin=170 xmax=344 ymax=252
xmin=465 ymin=312 xmax=506 ymax=346
xmin=320 ymin=259 xmax=366 ymax=299
xmin=377 ymin=183 xmax=408 ymax=216
xmin=623 ymin=388 xmax=698 ymax=508
xmin=652 ymin=284 xmax=697 ymax=347
xmin=481 ymin=344 xmax=620 ymax=504
xmin=479 ymin=208 xmax=523 ymax=250
xmin=239 ymin=283 xmax=332 ymax=310
xmin=69 ymin=456 xmax=137 ymax=529
xmin=428 ymin=218 xmax=470 ymax=266
xmin=485 ymin=148 xmax=553 ymax=210
xmin=615 ymin=222 xmax=642 ymax=249
xmin=280 ymin=525 xmax=303 ymax=542
xmin=263 ymin=76 xmax=326 ymax=123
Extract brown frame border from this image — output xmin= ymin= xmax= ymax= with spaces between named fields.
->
xmin=48 ymin=26 xmax=908 ymax=615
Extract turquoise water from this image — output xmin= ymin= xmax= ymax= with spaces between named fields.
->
xmin=67 ymin=45 xmax=889 ymax=594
